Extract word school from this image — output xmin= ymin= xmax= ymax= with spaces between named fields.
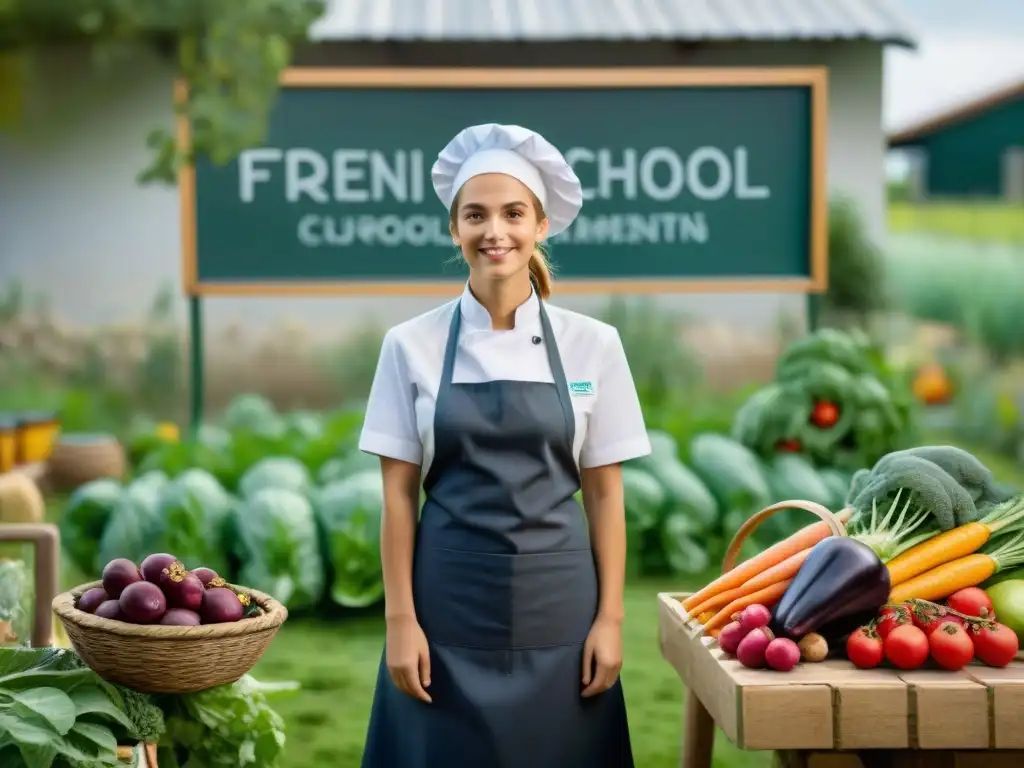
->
xmin=238 ymin=145 xmax=772 ymax=205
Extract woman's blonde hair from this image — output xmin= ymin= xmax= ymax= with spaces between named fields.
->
xmin=448 ymin=189 xmax=554 ymax=300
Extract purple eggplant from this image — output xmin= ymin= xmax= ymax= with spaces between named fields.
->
xmin=771 ymin=536 xmax=890 ymax=639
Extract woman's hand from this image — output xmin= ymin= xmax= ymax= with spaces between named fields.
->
xmin=386 ymin=615 xmax=432 ymax=703
xmin=581 ymin=614 xmax=623 ymax=698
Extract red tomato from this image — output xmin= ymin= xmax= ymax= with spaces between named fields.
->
xmin=947 ymin=588 xmax=995 ymax=619
xmin=846 ymin=626 xmax=884 ymax=669
xmin=884 ymin=625 xmax=930 ymax=670
xmin=776 ymin=439 xmax=802 ymax=452
xmin=928 ymin=621 xmax=974 ymax=670
xmin=912 ymin=603 xmax=960 ymax=635
xmin=876 ymin=604 xmax=912 ymax=638
xmin=810 ymin=401 xmax=840 ymax=428
xmin=969 ymin=622 xmax=1020 ymax=668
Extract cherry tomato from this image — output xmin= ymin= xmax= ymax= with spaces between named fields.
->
xmin=846 ymin=626 xmax=884 ymax=669
xmin=947 ymin=588 xmax=995 ymax=620
xmin=969 ymin=622 xmax=1020 ymax=668
xmin=929 ymin=621 xmax=974 ymax=670
xmin=876 ymin=604 xmax=911 ymax=638
xmin=912 ymin=603 xmax=960 ymax=635
xmin=810 ymin=401 xmax=840 ymax=428
xmin=776 ymin=439 xmax=802 ymax=452
xmin=884 ymin=625 xmax=930 ymax=670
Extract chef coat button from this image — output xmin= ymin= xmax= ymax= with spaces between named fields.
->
xmin=531 ymin=336 xmax=542 ymax=345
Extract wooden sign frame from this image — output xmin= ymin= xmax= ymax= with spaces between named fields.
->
xmin=177 ymin=67 xmax=828 ymax=297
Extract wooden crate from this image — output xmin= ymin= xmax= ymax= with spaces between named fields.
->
xmin=658 ymin=592 xmax=1024 ymax=752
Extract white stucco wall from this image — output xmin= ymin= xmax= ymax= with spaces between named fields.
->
xmin=0 ymin=42 xmax=886 ymax=337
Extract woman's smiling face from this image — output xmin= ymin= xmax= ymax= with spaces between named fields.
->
xmin=451 ymin=173 xmax=549 ymax=283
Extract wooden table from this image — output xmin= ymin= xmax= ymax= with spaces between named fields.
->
xmin=658 ymin=592 xmax=1024 ymax=768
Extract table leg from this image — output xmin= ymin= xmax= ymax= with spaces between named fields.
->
xmin=680 ymin=689 xmax=715 ymax=768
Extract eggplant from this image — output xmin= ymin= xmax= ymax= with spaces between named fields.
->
xmin=771 ymin=536 xmax=890 ymax=639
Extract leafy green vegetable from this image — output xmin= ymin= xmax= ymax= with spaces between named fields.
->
xmin=150 ymin=469 xmax=235 ymax=576
xmin=0 ymin=647 xmax=150 ymax=768
xmin=659 ymin=513 xmax=710 ymax=575
xmin=59 ymin=480 xmax=123 ymax=576
xmin=232 ymin=488 xmax=325 ymax=610
xmin=687 ymin=433 xmax=772 ymax=521
xmin=158 ymin=675 xmax=298 ymax=768
xmin=95 ymin=475 xmax=165 ymax=572
xmin=238 ymin=457 xmax=312 ymax=500
xmin=620 ymin=467 xmax=665 ymax=532
xmin=316 ymin=451 xmax=379 ymax=486
xmin=314 ymin=470 xmax=385 ymax=608
xmin=848 ymin=452 xmax=977 ymax=531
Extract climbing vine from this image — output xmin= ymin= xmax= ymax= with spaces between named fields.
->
xmin=0 ymin=0 xmax=325 ymax=184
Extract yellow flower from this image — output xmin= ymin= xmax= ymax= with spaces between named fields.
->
xmin=155 ymin=422 xmax=180 ymax=442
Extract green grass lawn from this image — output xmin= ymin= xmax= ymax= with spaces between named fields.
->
xmin=888 ymin=201 xmax=1024 ymax=244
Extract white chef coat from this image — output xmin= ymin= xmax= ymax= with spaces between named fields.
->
xmin=359 ymin=284 xmax=652 ymax=478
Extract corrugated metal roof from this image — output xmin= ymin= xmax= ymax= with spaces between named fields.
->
xmin=308 ymin=0 xmax=918 ymax=47
xmin=889 ymin=77 xmax=1024 ymax=146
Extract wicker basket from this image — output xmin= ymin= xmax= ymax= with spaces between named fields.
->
xmin=52 ymin=581 xmax=288 ymax=694
xmin=48 ymin=433 xmax=127 ymax=492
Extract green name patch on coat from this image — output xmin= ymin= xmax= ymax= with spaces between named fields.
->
xmin=569 ymin=381 xmax=595 ymax=397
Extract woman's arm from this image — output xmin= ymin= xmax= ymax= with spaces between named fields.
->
xmin=581 ymin=463 xmax=627 ymax=624
xmin=380 ymin=457 xmax=423 ymax=620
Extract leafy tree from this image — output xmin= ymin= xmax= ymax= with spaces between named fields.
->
xmin=0 ymin=0 xmax=325 ymax=184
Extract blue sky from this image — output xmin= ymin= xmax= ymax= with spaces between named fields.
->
xmin=885 ymin=0 xmax=1024 ymax=130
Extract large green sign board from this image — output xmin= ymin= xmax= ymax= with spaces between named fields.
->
xmin=180 ymin=68 xmax=828 ymax=295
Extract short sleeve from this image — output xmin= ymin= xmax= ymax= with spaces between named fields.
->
xmin=358 ymin=330 xmax=423 ymax=464
xmin=580 ymin=328 xmax=652 ymax=468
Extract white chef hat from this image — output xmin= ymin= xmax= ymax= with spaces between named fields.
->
xmin=431 ymin=123 xmax=583 ymax=237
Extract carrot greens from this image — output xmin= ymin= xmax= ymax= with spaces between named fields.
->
xmin=847 ymin=488 xmax=940 ymax=562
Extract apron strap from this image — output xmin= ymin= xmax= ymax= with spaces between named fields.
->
xmin=537 ymin=299 xmax=576 ymax=448
xmin=436 ymin=297 xmax=463 ymax=421
xmin=437 ymin=286 xmax=576 ymax=448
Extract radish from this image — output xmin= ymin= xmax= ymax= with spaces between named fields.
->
xmin=738 ymin=604 xmax=772 ymax=633
xmin=736 ymin=627 xmax=775 ymax=669
xmin=718 ymin=621 xmax=749 ymax=655
xmin=765 ymin=638 xmax=801 ymax=672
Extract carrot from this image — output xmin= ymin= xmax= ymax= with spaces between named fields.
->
xmin=682 ymin=507 xmax=852 ymax=613
xmin=889 ymin=527 xmax=1024 ymax=603
xmin=889 ymin=554 xmax=996 ymax=603
xmin=886 ymin=497 xmax=1024 ymax=587
xmin=701 ymin=579 xmax=793 ymax=634
xmin=688 ymin=548 xmax=812 ymax=618
xmin=886 ymin=523 xmax=990 ymax=587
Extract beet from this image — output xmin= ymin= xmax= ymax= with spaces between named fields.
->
xmin=160 ymin=562 xmax=204 ymax=611
xmin=160 ymin=608 xmax=202 ymax=626
xmin=119 ymin=581 xmax=167 ymax=624
xmin=191 ymin=567 xmax=220 ymax=586
xmin=140 ymin=553 xmax=179 ymax=584
xmin=95 ymin=600 xmax=123 ymax=621
xmin=77 ymin=587 xmax=109 ymax=614
xmin=101 ymin=559 xmax=142 ymax=599
xmin=200 ymin=587 xmax=245 ymax=624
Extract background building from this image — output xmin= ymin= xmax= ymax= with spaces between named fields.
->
xmin=889 ymin=78 xmax=1024 ymax=201
xmin=1 ymin=0 xmax=916 ymax=333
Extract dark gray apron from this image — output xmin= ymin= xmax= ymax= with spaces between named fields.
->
xmin=362 ymin=293 xmax=634 ymax=768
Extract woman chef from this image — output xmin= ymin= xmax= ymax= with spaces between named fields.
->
xmin=359 ymin=123 xmax=652 ymax=768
